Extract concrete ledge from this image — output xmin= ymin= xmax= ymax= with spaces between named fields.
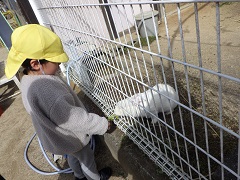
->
xmin=102 ymin=128 xmax=170 ymax=180
xmin=76 ymin=91 xmax=169 ymax=180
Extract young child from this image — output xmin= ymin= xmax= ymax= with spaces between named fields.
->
xmin=5 ymin=24 xmax=112 ymax=180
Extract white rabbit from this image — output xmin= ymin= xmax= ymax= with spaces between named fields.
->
xmin=114 ymin=84 xmax=179 ymax=123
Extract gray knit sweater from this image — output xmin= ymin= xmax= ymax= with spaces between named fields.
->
xmin=20 ymin=75 xmax=108 ymax=155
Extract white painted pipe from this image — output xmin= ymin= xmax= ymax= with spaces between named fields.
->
xmin=28 ymin=0 xmax=50 ymax=27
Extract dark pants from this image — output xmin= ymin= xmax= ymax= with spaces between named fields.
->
xmin=67 ymin=144 xmax=100 ymax=180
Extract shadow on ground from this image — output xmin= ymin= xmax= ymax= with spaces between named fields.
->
xmin=0 ymin=81 xmax=19 ymax=111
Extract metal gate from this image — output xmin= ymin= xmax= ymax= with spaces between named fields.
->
xmin=29 ymin=0 xmax=240 ymax=179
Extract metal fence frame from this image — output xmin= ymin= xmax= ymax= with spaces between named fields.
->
xmin=29 ymin=1 xmax=240 ymax=179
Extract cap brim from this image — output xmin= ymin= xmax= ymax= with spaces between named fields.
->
xmin=5 ymin=47 xmax=69 ymax=79
xmin=5 ymin=47 xmax=24 ymax=79
xmin=46 ymin=52 xmax=69 ymax=63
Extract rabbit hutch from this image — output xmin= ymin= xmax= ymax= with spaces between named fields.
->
xmin=27 ymin=0 xmax=240 ymax=179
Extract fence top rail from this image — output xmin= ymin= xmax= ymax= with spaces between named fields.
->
xmin=38 ymin=0 xmax=239 ymax=9
xmin=45 ymin=23 xmax=240 ymax=84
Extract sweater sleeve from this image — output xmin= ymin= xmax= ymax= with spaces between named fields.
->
xmin=49 ymin=93 xmax=109 ymax=136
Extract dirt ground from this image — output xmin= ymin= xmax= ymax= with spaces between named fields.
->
xmin=0 ymin=2 xmax=239 ymax=180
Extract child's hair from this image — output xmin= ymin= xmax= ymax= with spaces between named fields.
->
xmin=22 ymin=59 xmax=48 ymax=75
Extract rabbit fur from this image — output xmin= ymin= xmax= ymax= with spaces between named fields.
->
xmin=114 ymin=84 xmax=179 ymax=123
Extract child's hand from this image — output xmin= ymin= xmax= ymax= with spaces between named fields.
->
xmin=107 ymin=121 xmax=111 ymax=130
xmin=106 ymin=121 xmax=116 ymax=133
xmin=105 ymin=114 xmax=118 ymax=133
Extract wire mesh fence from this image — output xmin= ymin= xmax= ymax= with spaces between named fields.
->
xmin=31 ymin=0 xmax=240 ymax=179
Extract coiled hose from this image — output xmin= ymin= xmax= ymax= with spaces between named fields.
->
xmin=24 ymin=132 xmax=73 ymax=175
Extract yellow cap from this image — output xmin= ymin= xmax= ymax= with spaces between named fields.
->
xmin=5 ymin=24 xmax=69 ymax=78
